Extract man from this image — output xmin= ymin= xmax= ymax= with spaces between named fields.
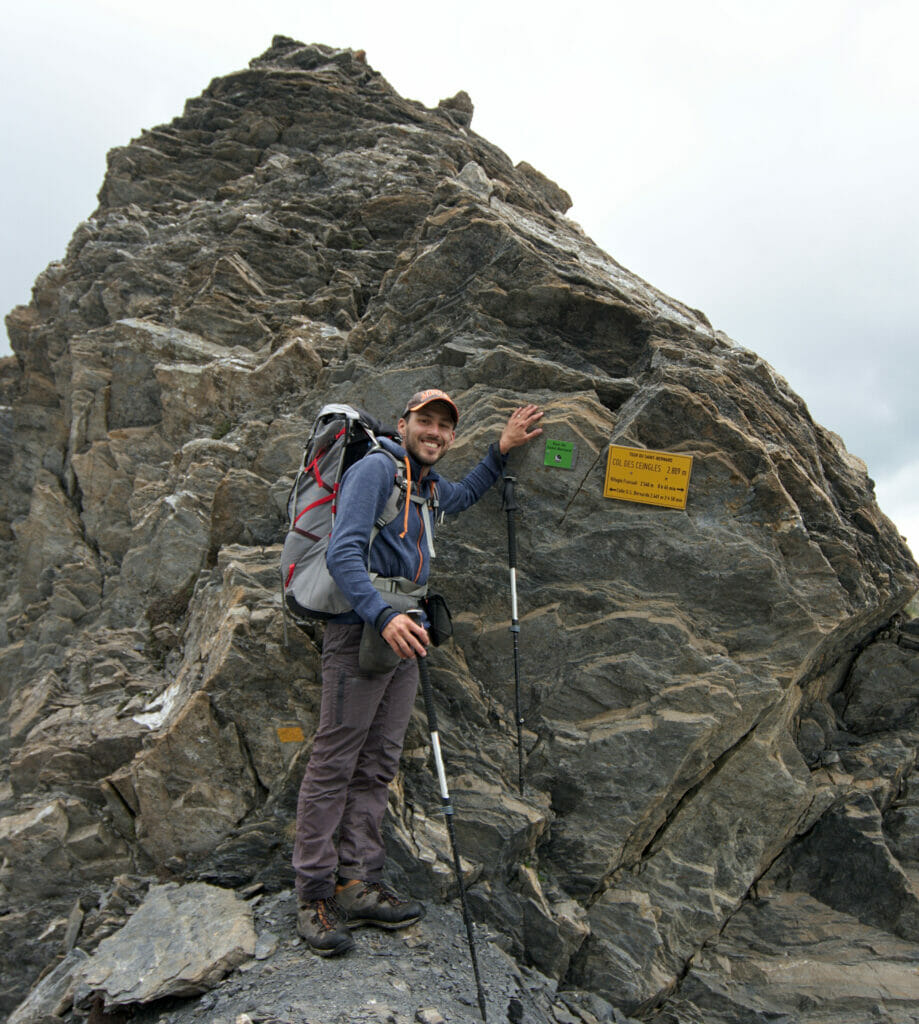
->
xmin=292 ymin=389 xmax=543 ymax=956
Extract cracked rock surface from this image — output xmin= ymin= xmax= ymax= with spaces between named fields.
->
xmin=2 ymin=36 xmax=919 ymax=1023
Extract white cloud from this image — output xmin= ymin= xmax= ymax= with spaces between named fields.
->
xmin=875 ymin=460 xmax=919 ymax=561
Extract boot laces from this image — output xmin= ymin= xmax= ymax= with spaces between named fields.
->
xmin=314 ymin=896 xmax=344 ymax=929
xmin=365 ymin=881 xmax=403 ymax=905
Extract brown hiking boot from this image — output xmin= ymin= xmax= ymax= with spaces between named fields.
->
xmin=335 ymin=880 xmax=426 ymax=930
xmin=297 ymin=896 xmax=354 ymax=956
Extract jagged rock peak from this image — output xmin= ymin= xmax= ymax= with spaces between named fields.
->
xmin=2 ymin=35 xmax=918 ymax=1024
xmin=248 ymin=35 xmax=369 ymax=72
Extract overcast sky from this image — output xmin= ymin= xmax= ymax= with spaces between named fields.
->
xmin=2 ymin=0 xmax=917 ymax=556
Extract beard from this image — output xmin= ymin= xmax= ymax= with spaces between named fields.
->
xmin=404 ymin=434 xmax=446 ymax=466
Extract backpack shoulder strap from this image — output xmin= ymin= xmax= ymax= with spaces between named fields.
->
xmin=369 ymin=452 xmax=438 ymax=553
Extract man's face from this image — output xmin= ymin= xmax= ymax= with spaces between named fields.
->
xmin=398 ymin=403 xmax=456 ymax=469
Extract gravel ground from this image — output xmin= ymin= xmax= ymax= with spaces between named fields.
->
xmin=124 ymin=888 xmax=618 ymax=1024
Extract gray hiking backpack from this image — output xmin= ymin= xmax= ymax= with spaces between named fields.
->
xmin=280 ymin=403 xmax=437 ymax=625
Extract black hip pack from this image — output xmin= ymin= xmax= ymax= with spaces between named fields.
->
xmin=423 ymin=593 xmax=453 ymax=647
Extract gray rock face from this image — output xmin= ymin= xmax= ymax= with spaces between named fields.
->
xmin=843 ymin=638 xmax=919 ymax=732
xmin=77 ymin=882 xmax=256 ymax=1007
xmin=2 ymin=35 xmax=919 ymax=1023
xmin=7 ymin=948 xmax=89 ymax=1024
xmin=649 ymin=887 xmax=919 ymax=1024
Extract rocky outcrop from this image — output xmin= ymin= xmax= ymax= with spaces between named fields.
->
xmin=77 ymin=882 xmax=257 ymax=1007
xmin=2 ymin=36 xmax=918 ymax=1023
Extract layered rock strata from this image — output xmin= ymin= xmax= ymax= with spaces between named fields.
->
xmin=2 ymin=36 xmax=918 ymax=1022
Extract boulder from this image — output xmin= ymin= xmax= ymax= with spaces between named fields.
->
xmin=843 ymin=639 xmax=919 ymax=733
xmin=76 ymin=882 xmax=256 ymax=1008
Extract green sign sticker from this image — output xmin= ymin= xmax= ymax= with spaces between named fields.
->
xmin=544 ymin=439 xmax=576 ymax=470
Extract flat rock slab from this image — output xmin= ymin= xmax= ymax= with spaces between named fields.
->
xmin=78 ymin=882 xmax=256 ymax=1008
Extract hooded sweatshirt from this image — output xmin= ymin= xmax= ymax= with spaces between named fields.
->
xmin=325 ymin=435 xmax=506 ymax=630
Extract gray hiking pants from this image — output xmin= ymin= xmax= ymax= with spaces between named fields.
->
xmin=292 ymin=622 xmax=419 ymax=901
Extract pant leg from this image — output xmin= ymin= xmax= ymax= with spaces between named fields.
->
xmin=292 ymin=623 xmax=399 ymax=901
xmin=336 ymin=654 xmax=419 ymax=882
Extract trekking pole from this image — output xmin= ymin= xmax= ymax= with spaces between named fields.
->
xmin=501 ymin=474 xmax=525 ymax=796
xmin=409 ymin=613 xmax=488 ymax=1023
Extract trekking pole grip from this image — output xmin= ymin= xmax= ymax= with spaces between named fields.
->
xmin=502 ymin=473 xmax=518 ymax=510
xmin=502 ymin=474 xmax=518 ymax=569
xmin=418 ymin=653 xmax=439 ymax=735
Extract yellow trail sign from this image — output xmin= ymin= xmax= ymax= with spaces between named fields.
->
xmin=603 ymin=445 xmax=693 ymax=510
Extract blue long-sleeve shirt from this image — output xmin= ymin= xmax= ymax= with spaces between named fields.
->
xmin=326 ymin=436 xmax=506 ymax=630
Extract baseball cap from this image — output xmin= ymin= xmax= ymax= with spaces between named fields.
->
xmin=402 ymin=388 xmax=459 ymax=425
